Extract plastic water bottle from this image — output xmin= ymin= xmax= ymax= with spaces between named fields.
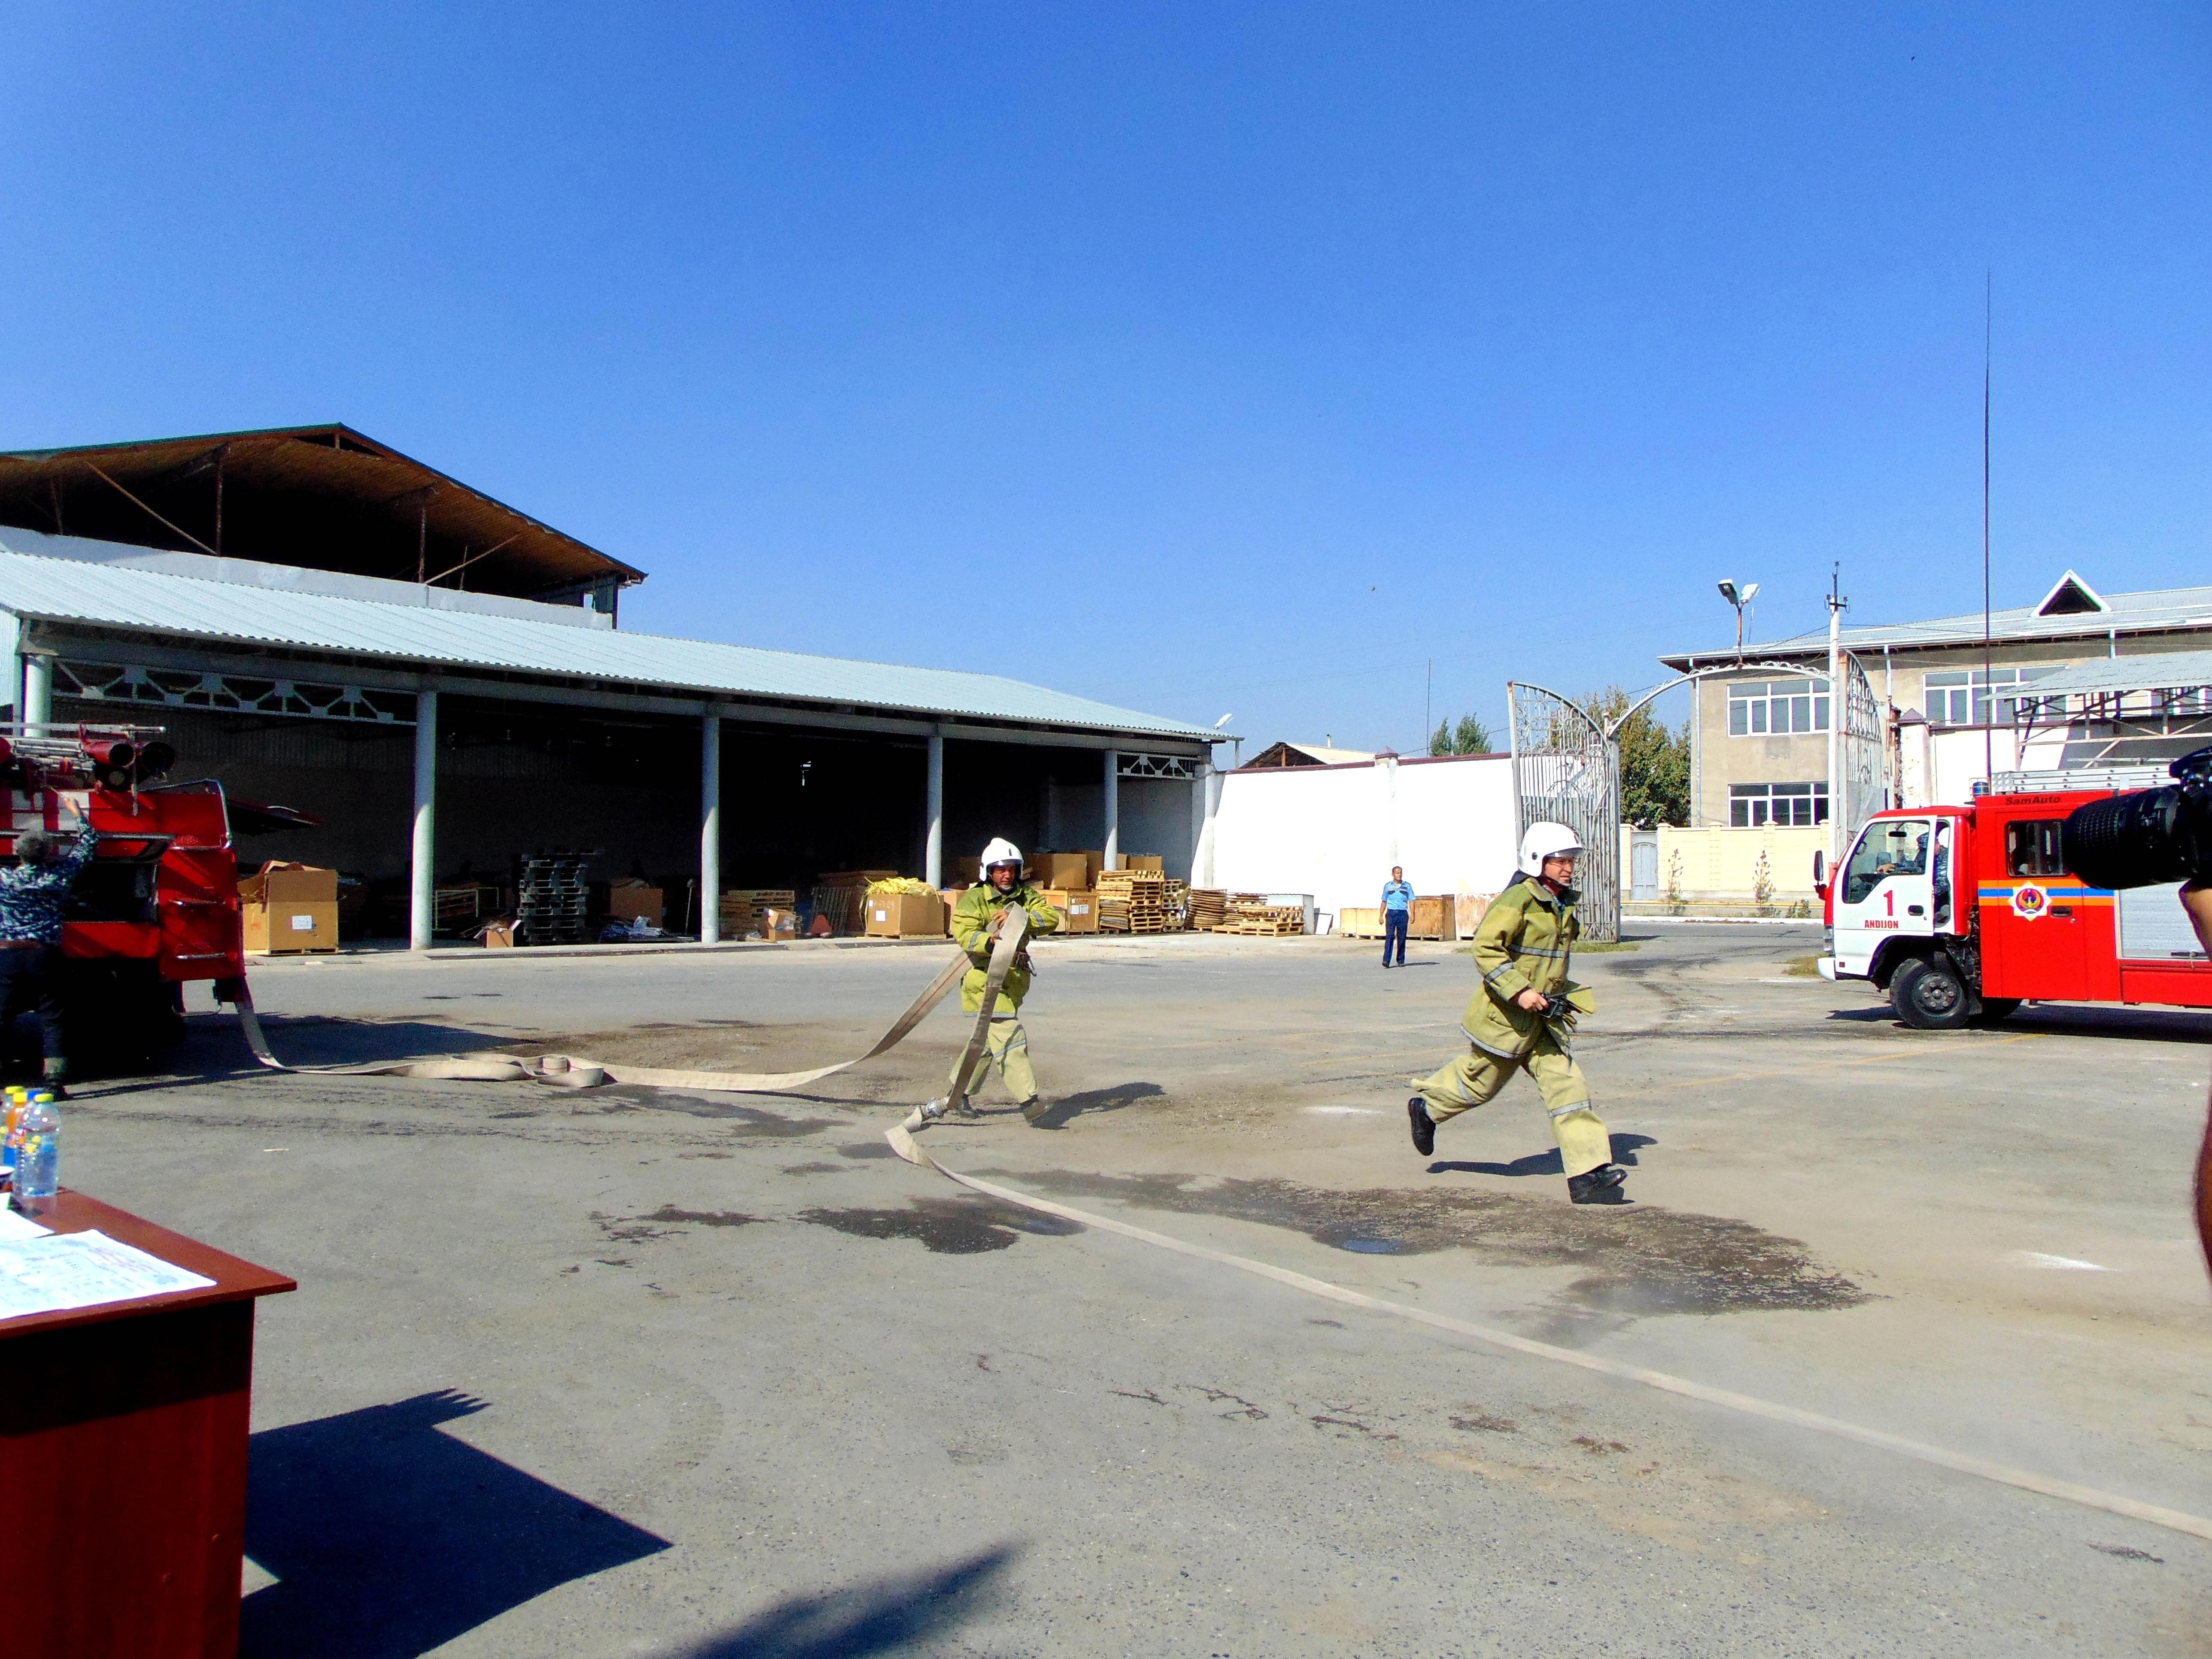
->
xmin=15 ymin=1095 xmax=58 ymax=1207
xmin=0 ymin=1088 xmax=24 ymax=1187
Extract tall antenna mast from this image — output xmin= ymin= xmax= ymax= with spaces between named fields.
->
xmin=1982 ymin=271 xmax=1994 ymax=785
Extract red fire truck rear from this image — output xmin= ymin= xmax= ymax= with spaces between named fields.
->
xmin=1817 ymin=767 xmax=2212 ymax=1028
xmin=1 ymin=723 xmax=254 ymax=1063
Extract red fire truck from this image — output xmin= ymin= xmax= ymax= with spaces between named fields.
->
xmin=1817 ymin=770 xmax=2212 ymax=1029
xmin=0 ymin=724 xmax=269 ymax=1063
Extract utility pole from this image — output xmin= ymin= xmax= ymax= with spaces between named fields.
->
xmin=1828 ymin=562 xmax=1846 ymax=866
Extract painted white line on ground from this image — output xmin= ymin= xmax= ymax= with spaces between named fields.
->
xmin=893 ymin=1131 xmax=2212 ymax=1546
xmin=2019 ymin=1252 xmax=2118 ymax=1272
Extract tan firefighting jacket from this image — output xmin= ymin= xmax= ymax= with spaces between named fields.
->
xmin=951 ymin=879 xmax=1060 ymax=1012
xmin=1462 ymin=875 xmax=1594 ymax=1057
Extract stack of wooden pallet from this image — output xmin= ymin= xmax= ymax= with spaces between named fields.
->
xmin=1163 ymin=878 xmax=1190 ymax=929
xmin=1224 ymin=895 xmax=1305 ymax=936
xmin=1187 ymin=888 xmax=1229 ymax=930
xmin=1097 ymin=869 xmax=1169 ymax=934
xmin=720 ymin=888 xmax=796 ymax=937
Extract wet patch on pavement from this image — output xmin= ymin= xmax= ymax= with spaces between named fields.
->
xmin=797 ymin=1196 xmax=1087 ymax=1255
xmin=989 ymin=1170 xmax=1865 ymax=1316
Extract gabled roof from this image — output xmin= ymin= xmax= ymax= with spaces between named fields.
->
xmin=0 ymin=544 xmax=1213 ymax=741
xmin=1244 ymin=741 xmax=1377 ymax=768
xmin=0 ymin=425 xmax=642 ymax=603
xmin=1660 ymin=574 xmax=2212 ymax=670
xmin=2036 ymin=570 xmax=2108 ymax=616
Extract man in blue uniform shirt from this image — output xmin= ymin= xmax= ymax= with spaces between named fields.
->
xmin=0 ymin=824 xmax=97 ymax=1096
xmin=1381 ymin=866 xmax=1414 ymax=968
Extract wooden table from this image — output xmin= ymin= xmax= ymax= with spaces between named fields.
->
xmin=0 ymin=1189 xmax=294 ymax=1659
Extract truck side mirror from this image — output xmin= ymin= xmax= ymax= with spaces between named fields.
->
xmin=1812 ymin=849 xmax=1827 ymax=897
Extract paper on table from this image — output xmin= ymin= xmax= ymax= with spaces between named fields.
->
xmin=0 ymin=1206 xmax=52 ymax=1242
xmin=0 ymin=1229 xmax=215 ymax=1321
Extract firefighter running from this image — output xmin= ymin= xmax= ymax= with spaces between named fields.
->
xmin=1405 ymin=822 xmax=1628 ymax=1205
xmin=938 ymin=838 xmax=1060 ymax=1123
xmin=0 ymin=823 xmax=98 ymax=1098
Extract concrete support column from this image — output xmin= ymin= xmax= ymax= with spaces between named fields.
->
xmin=22 ymin=654 xmax=52 ymax=727
xmin=925 ymin=732 xmax=944 ymax=888
xmin=409 ymin=688 xmax=438 ymax=952
xmin=1197 ymin=763 xmax=1222 ymax=887
xmin=700 ymin=711 xmax=722 ymax=943
xmin=1102 ymin=749 xmax=1119 ymax=871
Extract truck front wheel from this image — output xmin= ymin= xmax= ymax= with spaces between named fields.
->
xmin=1891 ymin=956 xmax=1971 ymax=1030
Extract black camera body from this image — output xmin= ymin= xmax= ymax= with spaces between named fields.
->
xmin=2061 ymin=745 xmax=2212 ymax=893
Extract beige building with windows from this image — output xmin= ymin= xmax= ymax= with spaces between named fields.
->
xmin=1659 ymin=571 xmax=2212 ymax=826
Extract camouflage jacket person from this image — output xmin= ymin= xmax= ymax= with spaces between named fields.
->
xmin=1461 ymin=872 xmax=1593 ymax=1057
xmin=950 ymin=879 xmax=1060 ymax=1013
xmin=0 ymin=824 xmax=98 ymax=945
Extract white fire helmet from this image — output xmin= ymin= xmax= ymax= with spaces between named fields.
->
xmin=978 ymin=837 xmax=1024 ymax=880
xmin=1518 ymin=821 xmax=1585 ymax=877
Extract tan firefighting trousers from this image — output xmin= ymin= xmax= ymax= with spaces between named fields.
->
xmin=1413 ymin=1031 xmax=1611 ymax=1178
xmin=949 ymin=1014 xmax=1037 ymax=1105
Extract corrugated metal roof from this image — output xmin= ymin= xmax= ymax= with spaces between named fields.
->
xmin=0 ymin=546 xmax=1213 ymax=741
xmin=2029 ymin=650 xmax=2212 ymax=698
xmin=1661 ymin=580 xmax=2212 ymax=668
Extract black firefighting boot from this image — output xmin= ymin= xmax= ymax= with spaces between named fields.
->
xmin=40 ymin=1057 xmax=68 ymax=1102
xmin=1406 ymin=1097 xmax=1435 ymax=1158
xmin=1567 ymin=1164 xmax=1628 ymax=1205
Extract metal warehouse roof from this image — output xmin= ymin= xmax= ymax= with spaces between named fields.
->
xmin=0 ymin=544 xmax=1213 ymax=742
xmin=2028 ymin=650 xmax=2212 ymax=699
xmin=1661 ymin=577 xmax=2212 ymax=670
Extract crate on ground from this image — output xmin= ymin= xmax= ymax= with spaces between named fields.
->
xmin=1410 ymin=895 xmax=1454 ymax=940
xmin=865 ymin=889 xmax=947 ymax=938
xmin=239 ymin=862 xmax=339 ymax=954
xmin=1455 ymin=893 xmax=1495 ymax=937
xmin=516 ymin=854 xmax=597 ymax=946
xmin=1042 ymin=889 xmax=1099 ymax=934
xmin=1338 ymin=906 xmax=1382 ymax=939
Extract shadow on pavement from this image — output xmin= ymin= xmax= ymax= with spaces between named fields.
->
xmin=1431 ymin=1131 xmax=1656 ymax=1178
xmin=242 ymin=1389 xmax=668 ymax=1659
xmin=657 ymin=1546 xmax=1018 ymax=1659
xmin=1024 ymin=1080 xmax=1165 ymax=1130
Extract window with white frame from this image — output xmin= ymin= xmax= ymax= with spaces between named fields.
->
xmin=1726 ymin=679 xmax=1829 ymax=737
xmin=1729 ymin=782 xmax=1829 ymax=827
xmin=1922 ymin=667 xmax=2048 ymax=726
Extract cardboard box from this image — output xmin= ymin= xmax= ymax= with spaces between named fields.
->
xmin=1076 ymin=850 xmax=1105 ymax=887
xmin=866 ymin=891 xmax=946 ymax=938
xmin=759 ymin=907 xmax=798 ymax=941
xmin=607 ymin=884 xmax=663 ymax=925
xmin=1045 ymin=888 xmax=1099 ymax=934
xmin=480 ymin=920 xmax=518 ymax=948
xmin=238 ymin=862 xmax=338 ymax=906
xmin=1124 ymin=854 xmax=1164 ymax=874
xmin=1039 ymin=853 xmax=1091 ymax=890
xmin=242 ymin=900 xmax=339 ymax=954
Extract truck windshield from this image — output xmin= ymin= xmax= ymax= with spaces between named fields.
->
xmin=1843 ymin=818 xmax=1931 ymax=905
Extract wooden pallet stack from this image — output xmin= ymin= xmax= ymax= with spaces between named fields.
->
xmin=1163 ymin=878 xmax=1190 ymax=930
xmin=1097 ymin=869 xmax=1169 ymax=934
xmin=1187 ymin=888 xmax=1229 ymax=931
xmin=720 ymin=888 xmax=796 ymax=938
xmin=1224 ymin=894 xmax=1305 ymax=936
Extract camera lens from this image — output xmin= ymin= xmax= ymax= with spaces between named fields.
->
xmin=2064 ymin=786 xmax=2197 ymax=891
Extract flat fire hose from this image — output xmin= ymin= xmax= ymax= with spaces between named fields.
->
xmin=230 ymin=936 xmax=979 ymax=1094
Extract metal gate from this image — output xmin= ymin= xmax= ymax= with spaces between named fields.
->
xmin=1508 ymin=682 xmax=1621 ymax=942
xmin=1835 ymin=650 xmax=1887 ymax=859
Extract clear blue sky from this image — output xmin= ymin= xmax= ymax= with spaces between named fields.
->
xmin=4 ymin=5 xmax=2206 ymax=754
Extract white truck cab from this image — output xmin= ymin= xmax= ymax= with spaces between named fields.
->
xmin=1821 ymin=812 xmax=1957 ymax=982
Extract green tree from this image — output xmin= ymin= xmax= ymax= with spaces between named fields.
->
xmin=1428 ymin=713 xmax=1495 ymax=756
xmin=1584 ymin=685 xmax=1691 ymax=826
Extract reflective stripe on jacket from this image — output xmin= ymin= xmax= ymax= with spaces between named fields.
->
xmin=1460 ymin=873 xmax=1588 ymax=1057
xmin=951 ymin=879 xmax=1061 ymax=1012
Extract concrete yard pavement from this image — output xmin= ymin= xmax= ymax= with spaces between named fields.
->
xmin=59 ymin=924 xmax=2212 ymax=1654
